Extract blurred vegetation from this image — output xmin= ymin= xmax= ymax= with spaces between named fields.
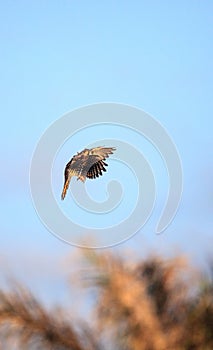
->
xmin=0 ymin=251 xmax=212 ymax=349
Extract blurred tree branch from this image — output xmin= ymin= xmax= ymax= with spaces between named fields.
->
xmin=0 ymin=250 xmax=212 ymax=350
xmin=0 ymin=285 xmax=99 ymax=350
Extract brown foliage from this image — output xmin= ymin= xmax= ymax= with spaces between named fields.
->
xmin=0 ymin=251 xmax=212 ymax=350
xmin=81 ymin=251 xmax=213 ymax=350
xmin=0 ymin=285 xmax=98 ymax=350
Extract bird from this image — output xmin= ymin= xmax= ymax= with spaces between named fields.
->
xmin=61 ymin=146 xmax=116 ymax=200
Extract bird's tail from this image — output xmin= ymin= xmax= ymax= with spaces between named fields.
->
xmin=61 ymin=178 xmax=71 ymax=200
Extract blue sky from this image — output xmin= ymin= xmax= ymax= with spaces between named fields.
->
xmin=0 ymin=1 xmax=213 ymax=304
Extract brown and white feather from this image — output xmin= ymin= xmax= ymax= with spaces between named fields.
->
xmin=61 ymin=146 xmax=116 ymax=200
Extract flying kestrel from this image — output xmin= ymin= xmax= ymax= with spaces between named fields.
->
xmin=61 ymin=146 xmax=116 ymax=200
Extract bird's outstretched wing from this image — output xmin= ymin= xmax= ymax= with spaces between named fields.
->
xmin=61 ymin=146 xmax=116 ymax=200
xmin=85 ymin=147 xmax=116 ymax=180
xmin=86 ymin=159 xmax=108 ymax=179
